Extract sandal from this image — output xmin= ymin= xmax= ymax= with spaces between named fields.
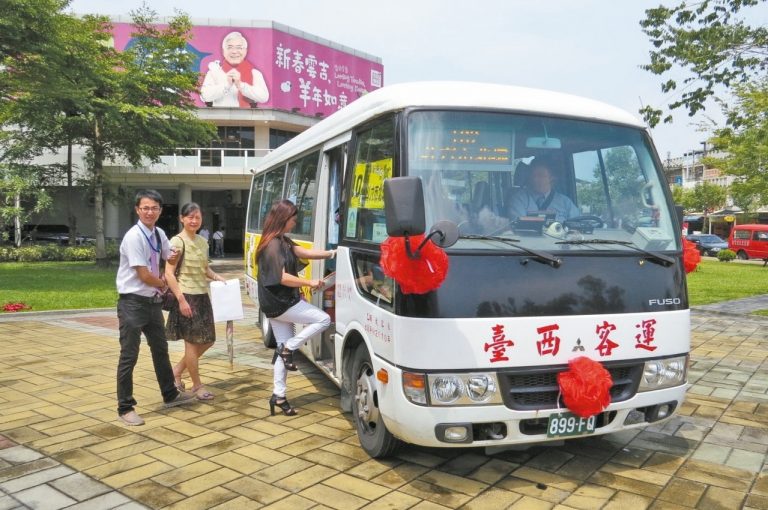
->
xmin=273 ymin=344 xmax=297 ymax=371
xmin=174 ymin=379 xmax=185 ymax=392
xmin=269 ymin=394 xmax=297 ymax=416
xmin=192 ymin=386 xmax=214 ymax=401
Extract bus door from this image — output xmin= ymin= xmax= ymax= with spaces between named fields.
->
xmin=309 ymin=143 xmax=346 ymax=372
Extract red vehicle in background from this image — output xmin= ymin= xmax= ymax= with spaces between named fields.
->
xmin=728 ymin=224 xmax=768 ymax=262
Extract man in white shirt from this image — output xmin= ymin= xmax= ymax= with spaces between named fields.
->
xmin=115 ymin=190 xmax=194 ymax=426
xmin=212 ymin=228 xmax=225 ymax=258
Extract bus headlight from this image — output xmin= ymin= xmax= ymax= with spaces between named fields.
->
xmin=638 ymin=355 xmax=688 ymax=391
xmin=466 ymin=375 xmax=496 ymax=402
xmin=422 ymin=372 xmax=502 ymax=406
xmin=431 ymin=376 xmax=464 ymax=404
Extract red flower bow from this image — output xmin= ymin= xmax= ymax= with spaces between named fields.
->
xmin=557 ymin=356 xmax=613 ymax=418
xmin=380 ymin=234 xmax=449 ymax=294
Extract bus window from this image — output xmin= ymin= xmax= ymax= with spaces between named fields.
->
xmin=574 ymin=150 xmax=609 ymax=218
xmin=285 ymin=151 xmax=319 ymax=237
xmin=247 ymin=174 xmax=264 ymax=232
xmin=346 ymin=117 xmax=394 ymax=243
xmin=325 ymin=145 xmax=345 ymax=274
xmin=352 ymin=252 xmax=394 ymax=309
xmin=258 ymin=166 xmax=286 ymax=229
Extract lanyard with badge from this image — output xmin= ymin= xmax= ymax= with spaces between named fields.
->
xmin=138 ymin=223 xmax=161 ymax=278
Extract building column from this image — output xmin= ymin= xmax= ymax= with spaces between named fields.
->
xmin=179 ymin=183 xmax=192 ymax=209
xmin=104 ymin=187 xmax=120 ymax=239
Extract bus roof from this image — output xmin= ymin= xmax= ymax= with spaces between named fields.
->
xmin=253 ymin=81 xmax=646 ymax=173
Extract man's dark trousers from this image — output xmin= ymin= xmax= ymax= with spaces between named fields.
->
xmin=116 ymin=294 xmax=178 ymax=415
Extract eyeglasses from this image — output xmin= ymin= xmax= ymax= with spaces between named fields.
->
xmin=226 ymin=45 xmax=245 ymax=51
xmin=138 ymin=206 xmax=162 ymax=213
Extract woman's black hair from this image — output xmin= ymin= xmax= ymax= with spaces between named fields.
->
xmin=134 ymin=189 xmax=163 ymax=207
xmin=180 ymin=202 xmax=202 ymax=217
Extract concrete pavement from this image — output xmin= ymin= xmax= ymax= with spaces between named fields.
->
xmin=0 ymin=259 xmax=766 ymax=509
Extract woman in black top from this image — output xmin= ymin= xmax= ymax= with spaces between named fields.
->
xmin=257 ymin=200 xmax=335 ymax=416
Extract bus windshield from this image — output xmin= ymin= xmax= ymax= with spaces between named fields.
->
xmin=407 ymin=111 xmax=678 ymax=253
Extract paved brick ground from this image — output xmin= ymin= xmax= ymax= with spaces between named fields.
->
xmin=0 ymin=261 xmax=766 ymax=509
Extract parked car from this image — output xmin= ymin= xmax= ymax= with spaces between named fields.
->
xmin=728 ymin=224 xmax=768 ymax=261
xmin=686 ymin=234 xmax=729 ymax=256
xmin=3 ymin=224 xmax=95 ymax=246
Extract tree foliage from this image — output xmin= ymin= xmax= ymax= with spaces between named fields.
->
xmin=706 ymin=80 xmax=768 ymax=210
xmin=0 ymin=0 xmax=69 ymax=60
xmin=1 ymin=2 xmax=215 ymax=263
xmin=640 ymin=0 xmax=768 ymax=127
xmin=689 ymin=181 xmax=728 ymax=213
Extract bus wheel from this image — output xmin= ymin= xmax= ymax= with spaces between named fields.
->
xmin=737 ymin=250 xmax=748 ymax=260
xmin=259 ymin=311 xmax=276 ymax=349
xmin=351 ymin=345 xmax=400 ymax=458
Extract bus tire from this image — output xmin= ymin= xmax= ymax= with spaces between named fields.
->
xmin=259 ymin=310 xmax=277 ymax=349
xmin=737 ymin=250 xmax=748 ymax=260
xmin=351 ymin=344 xmax=401 ymax=458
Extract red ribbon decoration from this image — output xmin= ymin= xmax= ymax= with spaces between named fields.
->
xmin=380 ymin=234 xmax=449 ymax=294
xmin=682 ymin=238 xmax=701 ymax=273
xmin=556 ymin=356 xmax=613 ymax=418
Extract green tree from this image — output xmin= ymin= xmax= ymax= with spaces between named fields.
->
xmin=689 ymin=181 xmax=727 ymax=232
xmin=640 ymin=0 xmax=768 ymax=127
xmin=670 ymin=184 xmax=686 ymax=206
xmin=0 ymin=164 xmax=53 ymax=246
xmin=0 ymin=0 xmax=72 ymax=243
xmin=728 ymin=179 xmax=761 ymax=211
xmin=706 ymin=80 xmax=768 ymax=208
xmin=2 ymin=5 xmax=215 ymax=264
xmin=0 ymin=0 xmax=69 ymax=60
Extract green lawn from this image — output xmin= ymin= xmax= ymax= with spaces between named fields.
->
xmin=686 ymin=259 xmax=768 ymax=306
xmin=1 ymin=261 xmax=118 ymax=313
xmin=0 ymin=259 xmax=765 ymax=313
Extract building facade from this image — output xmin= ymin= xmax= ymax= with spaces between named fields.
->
xmin=31 ymin=18 xmax=383 ymax=253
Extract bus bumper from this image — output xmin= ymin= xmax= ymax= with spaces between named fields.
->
xmin=375 ymin=358 xmax=688 ymax=449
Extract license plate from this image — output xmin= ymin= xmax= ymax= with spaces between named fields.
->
xmin=546 ymin=412 xmax=597 ymax=438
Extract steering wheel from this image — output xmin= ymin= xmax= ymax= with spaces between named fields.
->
xmin=564 ymin=215 xmax=605 ymax=231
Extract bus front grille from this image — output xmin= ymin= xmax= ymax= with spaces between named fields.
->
xmin=498 ymin=362 xmax=643 ymax=411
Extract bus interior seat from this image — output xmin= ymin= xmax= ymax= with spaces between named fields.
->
xmin=513 ymin=161 xmax=531 ymax=187
xmin=471 ymin=181 xmax=491 ymax=214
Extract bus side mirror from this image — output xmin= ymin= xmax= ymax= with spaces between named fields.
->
xmin=384 ymin=177 xmax=425 ymax=237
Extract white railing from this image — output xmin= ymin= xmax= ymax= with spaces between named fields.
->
xmin=157 ymin=147 xmax=273 ymax=169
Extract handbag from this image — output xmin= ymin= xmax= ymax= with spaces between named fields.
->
xmin=160 ymin=236 xmax=185 ymax=311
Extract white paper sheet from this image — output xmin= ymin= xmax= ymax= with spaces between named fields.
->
xmin=210 ymin=279 xmax=244 ymax=322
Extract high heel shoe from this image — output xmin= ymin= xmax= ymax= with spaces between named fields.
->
xmin=269 ymin=394 xmax=297 ymax=416
xmin=273 ymin=344 xmax=297 ymax=371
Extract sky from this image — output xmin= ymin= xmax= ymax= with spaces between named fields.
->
xmin=68 ymin=0 xmax=768 ymax=161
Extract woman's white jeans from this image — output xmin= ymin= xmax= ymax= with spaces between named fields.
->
xmin=270 ymin=300 xmax=331 ymax=398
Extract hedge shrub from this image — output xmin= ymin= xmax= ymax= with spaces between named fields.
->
xmin=0 ymin=242 xmax=120 ymax=262
xmin=717 ymin=249 xmax=736 ymax=262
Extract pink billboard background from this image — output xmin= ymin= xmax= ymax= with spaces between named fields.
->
xmin=111 ymin=23 xmax=384 ymax=117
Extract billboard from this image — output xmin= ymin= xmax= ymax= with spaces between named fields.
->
xmin=111 ymin=22 xmax=384 ymax=117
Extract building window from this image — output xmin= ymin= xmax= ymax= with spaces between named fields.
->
xmin=201 ymin=126 xmax=255 ymax=166
xmin=270 ymin=129 xmax=298 ymax=149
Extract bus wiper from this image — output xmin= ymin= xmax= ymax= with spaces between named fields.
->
xmin=459 ymin=234 xmax=562 ymax=268
xmin=555 ymin=239 xmax=675 ymax=266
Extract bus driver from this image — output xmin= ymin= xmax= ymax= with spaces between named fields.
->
xmin=508 ymin=158 xmax=579 ymax=223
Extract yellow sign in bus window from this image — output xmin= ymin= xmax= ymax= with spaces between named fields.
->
xmin=350 ymin=158 xmax=392 ymax=210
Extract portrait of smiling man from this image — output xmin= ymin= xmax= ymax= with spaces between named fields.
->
xmin=200 ymin=31 xmax=269 ymax=108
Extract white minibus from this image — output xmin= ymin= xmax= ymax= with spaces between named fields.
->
xmin=244 ymin=82 xmax=689 ymax=457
